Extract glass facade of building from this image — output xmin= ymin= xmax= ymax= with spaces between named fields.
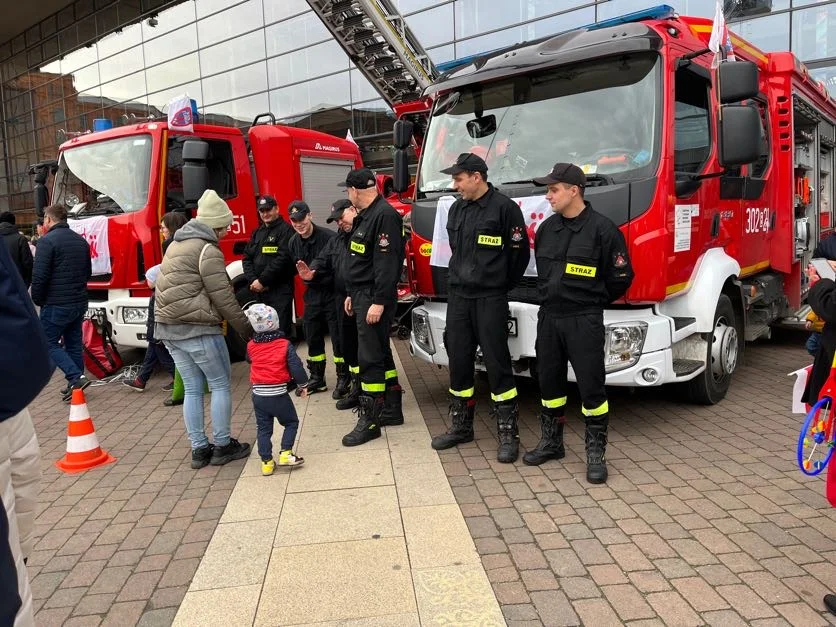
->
xmin=1 ymin=0 xmax=835 ymax=219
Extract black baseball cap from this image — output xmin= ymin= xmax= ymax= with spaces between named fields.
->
xmin=440 ymin=152 xmax=488 ymax=176
xmin=257 ymin=195 xmax=277 ymax=211
xmin=327 ymin=199 xmax=353 ymax=223
xmin=533 ymin=163 xmax=586 ymax=188
xmin=288 ymin=200 xmax=310 ymax=221
xmin=338 ymin=168 xmax=377 ymax=189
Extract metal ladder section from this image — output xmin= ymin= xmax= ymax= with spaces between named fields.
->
xmin=305 ymin=0 xmax=438 ymax=105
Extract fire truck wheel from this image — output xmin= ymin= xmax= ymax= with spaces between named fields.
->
xmin=685 ymin=294 xmax=738 ymax=405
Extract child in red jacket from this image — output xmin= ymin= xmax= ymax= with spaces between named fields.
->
xmin=245 ymin=304 xmax=309 ymax=476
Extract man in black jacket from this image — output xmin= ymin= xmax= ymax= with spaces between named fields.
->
xmin=526 ymin=163 xmax=634 ymax=484
xmin=243 ymin=196 xmax=296 ymax=337
xmin=430 ymin=153 xmax=530 ymax=464
xmin=0 ymin=212 xmax=33 ymax=287
xmin=31 ymin=204 xmax=92 ymax=401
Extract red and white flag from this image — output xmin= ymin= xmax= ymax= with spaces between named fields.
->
xmin=708 ymin=0 xmax=736 ymax=68
xmin=167 ymin=94 xmax=194 ymax=133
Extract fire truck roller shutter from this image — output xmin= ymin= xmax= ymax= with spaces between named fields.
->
xmin=300 ymin=157 xmax=355 ymax=230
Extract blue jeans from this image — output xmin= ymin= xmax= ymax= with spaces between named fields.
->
xmin=252 ymin=393 xmax=299 ymax=461
xmin=163 ymin=334 xmax=232 ymax=450
xmin=40 ymin=304 xmax=87 ymax=384
xmin=807 ymin=332 xmax=822 ymax=357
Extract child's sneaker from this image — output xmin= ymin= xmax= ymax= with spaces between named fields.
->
xmin=261 ymin=459 xmax=275 ymax=476
xmin=278 ymin=450 xmax=304 ymax=467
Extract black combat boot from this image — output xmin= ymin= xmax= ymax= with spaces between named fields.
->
xmin=301 ymin=359 xmax=327 ymax=395
xmin=523 ymin=410 xmax=566 ymax=466
xmin=378 ymin=383 xmax=404 ymax=426
xmin=342 ymin=394 xmax=383 ymax=447
xmin=495 ymin=400 xmax=520 ymax=464
xmin=332 ymin=362 xmax=351 ymax=400
xmin=336 ymin=372 xmax=360 ymax=410
xmin=585 ymin=419 xmax=609 ymax=484
xmin=431 ymin=398 xmax=475 ymax=450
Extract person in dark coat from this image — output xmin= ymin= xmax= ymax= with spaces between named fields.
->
xmin=31 ymin=204 xmax=92 ymax=401
xmin=0 ymin=212 xmax=33 ymax=287
xmin=802 ymin=261 xmax=836 ymax=406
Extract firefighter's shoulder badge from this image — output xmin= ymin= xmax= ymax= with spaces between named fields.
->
xmin=614 ymin=253 xmax=627 ymax=268
xmin=378 ymin=232 xmax=390 ymax=251
xmin=510 ymin=226 xmax=524 ymax=248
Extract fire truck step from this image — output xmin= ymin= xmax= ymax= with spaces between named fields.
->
xmin=672 ymin=359 xmax=704 ymax=377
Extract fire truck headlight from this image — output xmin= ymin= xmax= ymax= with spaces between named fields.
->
xmin=412 ymin=309 xmax=435 ymax=355
xmin=121 ymin=307 xmax=149 ymax=325
xmin=605 ymin=322 xmax=648 ymax=373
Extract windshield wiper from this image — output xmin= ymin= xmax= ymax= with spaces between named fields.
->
xmin=498 ymin=179 xmax=533 ymax=185
xmin=423 ymin=188 xmax=457 ymax=194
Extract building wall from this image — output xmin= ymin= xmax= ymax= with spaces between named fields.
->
xmin=1 ymin=0 xmax=835 ymax=220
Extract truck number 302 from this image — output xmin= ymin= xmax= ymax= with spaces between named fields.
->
xmin=230 ymin=214 xmax=246 ymax=236
xmin=745 ymin=207 xmax=770 ymax=234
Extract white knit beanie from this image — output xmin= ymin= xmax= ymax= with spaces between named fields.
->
xmin=195 ymin=190 xmax=233 ymax=229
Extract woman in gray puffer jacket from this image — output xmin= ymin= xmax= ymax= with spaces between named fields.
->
xmin=155 ymin=190 xmax=253 ymax=469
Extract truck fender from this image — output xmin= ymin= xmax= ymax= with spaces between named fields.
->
xmin=656 ymin=248 xmax=741 ymax=333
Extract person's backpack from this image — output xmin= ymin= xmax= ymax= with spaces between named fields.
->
xmin=82 ymin=318 xmax=123 ymax=379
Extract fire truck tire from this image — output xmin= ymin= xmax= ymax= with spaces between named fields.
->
xmin=684 ymin=294 xmax=738 ymax=405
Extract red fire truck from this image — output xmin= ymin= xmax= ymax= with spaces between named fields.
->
xmin=393 ymin=6 xmax=836 ymax=404
xmin=33 ymin=115 xmax=363 ymax=359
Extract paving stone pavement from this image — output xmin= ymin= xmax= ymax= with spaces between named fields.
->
xmin=396 ymin=330 xmax=836 ymax=627
xmin=23 ymin=329 xmax=836 ymax=626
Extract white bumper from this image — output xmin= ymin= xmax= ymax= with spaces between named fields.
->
xmin=88 ymin=291 xmax=150 ymax=349
xmin=410 ymin=301 xmax=686 ymax=387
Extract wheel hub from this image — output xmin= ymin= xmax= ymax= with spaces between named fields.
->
xmin=711 ymin=319 xmax=738 ymax=380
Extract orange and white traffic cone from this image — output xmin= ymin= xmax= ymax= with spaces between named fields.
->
xmin=55 ymin=388 xmax=116 ymax=474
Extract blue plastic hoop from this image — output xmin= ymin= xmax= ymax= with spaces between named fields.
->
xmin=798 ymin=396 xmax=835 ymax=476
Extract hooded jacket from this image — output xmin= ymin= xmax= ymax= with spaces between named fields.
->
xmin=154 ymin=220 xmax=251 ymax=340
xmin=0 ymin=223 xmax=32 ymax=288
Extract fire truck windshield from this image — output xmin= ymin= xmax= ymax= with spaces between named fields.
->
xmin=419 ymin=52 xmax=660 ymax=194
xmin=53 ymin=134 xmax=153 ymax=216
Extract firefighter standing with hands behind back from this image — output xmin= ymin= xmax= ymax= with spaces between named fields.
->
xmin=429 ymin=153 xmax=529 ymax=463
xmin=526 ymin=163 xmax=634 ymax=484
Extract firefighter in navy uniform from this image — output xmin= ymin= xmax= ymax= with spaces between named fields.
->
xmin=339 ymin=168 xmax=405 ymax=447
xmin=430 ymin=153 xmax=530 ymax=463
xmin=288 ymin=200 xmax=338 ymax=395
xmin=297 ymin=199 xmax=361 ymax=408
xmin=526 ymin=163 xmax=634 ymax=484
xmin=243 ymin=195 xmax=296 ymax=336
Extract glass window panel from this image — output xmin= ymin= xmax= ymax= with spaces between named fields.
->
xmin=810 ymin=65 xmax=836 ymax=97
xmin=99 ymin=47 xmax=146 ymax=85
xmin=263 ymin=0 xmax=309 ymax=25
xmin=792 ymin=5 xmax=836 ymax=61
xmin=270 ymin=72 xmax=351 ymax=119
xmin=71 ymin=65 xmax=102 ymax=97
xmin=396 ymin=0 xmax=444 ymax=14
xmin=455 ymin=0 xmax=523 ymax=39
xmin=60 ymin=43 xmax=98 ymax=74
xmin=25 ymin=26 xmax=40 ymax=49
xmin=141 ymin=1 xmax=196 ymax=39
xmin=428 ymin=44 xmax=456 ymax=64
xmin=143 ymin=23 xmax=198 ymax=67
xmin=201 ymin=30 xmax=266 ymax=76
xmin=96 ymin=5 xmax=121 ymax=39
xmin=406 ymin=4 xmax=454 ymax=49
xmin=42 ymin=37 xmax=60 ymax=64
xmin=28 ymin=48 xmax=43 ymax=70
xmin=350 ymin=69 xmax=382 ymax=104
xmin=732 ymin=13 xmax=789 ymax=53
xmin=202 ymin=61 xmax=267 ymax=105
xmin=146 ymin=52 xmax=200 ymax=94
xmin=197 ymin=0 xmax=264 ymax=48
xmin=267 ymin=41 xmax=348 ymax=89
xmin=265 ymin=13 xmax=329 ymax=57
xmin=202 ymin=92 xmax=270 ymax=127
xmin=197 ymin=0 xmax=245 ymax=18
xmin=42 ymin=15 xmax=57 ymax=38
xmin=101 ymin=69 xmax=147 ymax=104
xmin=147 ymin=81 xmax=203 ymax=115
xmin=97 ymin=22 xmax=143 ymax=59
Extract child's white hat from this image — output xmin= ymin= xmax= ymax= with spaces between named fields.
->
xmin=245 ymin=303 xmax=280 ymax=333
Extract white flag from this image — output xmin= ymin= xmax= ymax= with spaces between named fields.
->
xmin=708 ymin=0 xmax=735 ymax=68
xmin=167 ymin=94 xmax=194 ymax=132
xmin=789 ymin=365 xmax=813 ymax=414
xmin=346 ymin=129 xmax=358 ymax=145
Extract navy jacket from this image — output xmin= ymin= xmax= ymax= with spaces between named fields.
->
xmin=31 ymin=222 xmax=92 ymax=307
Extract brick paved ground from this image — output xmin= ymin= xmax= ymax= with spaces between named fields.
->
xmin=397 ymin=330 xmax=836 ymax=627
xmin=27 ymin=349 xmax=256 ymax=627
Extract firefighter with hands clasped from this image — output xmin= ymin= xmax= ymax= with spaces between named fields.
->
xmin=526 ymin=163 xmax=634 ymax=484
xmin=243 ymin=195 xmax=296 ymax=338
xmin=429 ymin=153 xmax=530 ymax=463
xmin=338 ymin=168 xmax=406 ymax=447
xmin=287 ymin=200 xmax=339 ymax=395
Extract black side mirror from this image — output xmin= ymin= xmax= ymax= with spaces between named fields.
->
xmin=393 ymin=119 xmax=414 ymax=150
xmin=719 ymin=61 xmax=759 ymax=103
xmin=182 ymin=139 xmax=209 ymax=205
xmin=718 ymin=105 xmax=761 ymax=167
xmin=675 ymin=177 xmax=702 ymax=198
xmin=393 ymin=149 xmax=410 ymax=194
xmin=466 ymin=114 xmax=496 ymax=139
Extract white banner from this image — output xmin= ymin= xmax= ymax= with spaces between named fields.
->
xmin=68 ymin=216 xmax=111 ymax=276
xmin=429 ymin=194 xmax=552 ymax=277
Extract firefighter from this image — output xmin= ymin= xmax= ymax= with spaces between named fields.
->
xmin=243 ymin=195 xmax=296 ymax=337
xmin=287 ymin=200 xmax=338 ymax=395
xmin=339 ymin=168 xmax=405 ymax=446
xmin=296 ymin=199 xmax=360 ymax=408
xmin=526 ymin=163 xmax=634 ymax=484
xmin=430 ymin=153 xmax=529 ymax=463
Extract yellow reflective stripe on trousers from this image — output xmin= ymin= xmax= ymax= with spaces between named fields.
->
xmin=385 ymin=369 xmax=398 ymax=380
xmin=361 ymin=382 xmax=386 ymax=393
xmin=349 ymin=366 xmax=360 ymax=374
xmin=582 ymin=401 xmax=609 ymax=416
xmin=542 ymin=397 xmax=567 ymax=409
xmin=491 ymin=388 xmax=518 ymax=402
xmin=449 ymin=387 xmax=475 ymax=398
xmin=308 ymin=354 xmax=326 ymax=362
xmin=333 ymin=356 xmax=345 ymax=364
